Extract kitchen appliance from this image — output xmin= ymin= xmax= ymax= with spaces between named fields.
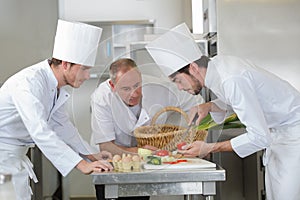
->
xmin=192 ymin=0 xmax=217 ymax=35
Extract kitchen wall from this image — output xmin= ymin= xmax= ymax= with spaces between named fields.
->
xmin=59 ymin=0 xmax=192 ymax=30
xmin=0 ymin=0 xmax=58 ymax=84
xmin=217 ymin=0 xmax=300 ymax=91
xmin=0 ymin=0 xmax=60 ymax=198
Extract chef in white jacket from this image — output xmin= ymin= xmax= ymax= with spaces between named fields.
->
xmin=0 ymin=19 xmax=113 ymax=200
xmin=146 ymin=23 xmax=300 ymax=200
xmin=91 ymin=58 xmax=204 ymax=200
xmin=90 ymin=58 xmax=204 ymax=155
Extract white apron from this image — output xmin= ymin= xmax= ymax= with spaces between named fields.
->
xmin=0 ymin=142 xmax=38 ymax=200
xmin=263 ymin=124 xmax=300 ymax=200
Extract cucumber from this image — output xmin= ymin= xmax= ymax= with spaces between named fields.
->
xmin=147 ymin=156 xmax=162 ymax=165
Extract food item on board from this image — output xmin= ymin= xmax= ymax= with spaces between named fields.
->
xmin=147 ymin=156 xmax=162 ymax=165
xmin=145 ymin=149 xmax=185 ymax=165
xmin=138 ymin=148 xmax=152 ymax=160
xmin=146 ymin=154 xmax=188 ymax=165
xmin=163 ymin=159 xmax=188 ymax=164
xmin=177 ymin=142 xmax=187 ymax=150
xmin=155 ymin=150 xmax=170 ymax=157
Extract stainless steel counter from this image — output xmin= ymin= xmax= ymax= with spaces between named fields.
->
xmin=92 ymin=166 xmax=225 ymax=199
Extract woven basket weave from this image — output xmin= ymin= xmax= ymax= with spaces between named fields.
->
xmin=134 ymin=106 xmax=207 ymax=151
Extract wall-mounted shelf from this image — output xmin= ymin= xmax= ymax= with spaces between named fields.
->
xmin=85 ymin=20 xmax=155 ymax=72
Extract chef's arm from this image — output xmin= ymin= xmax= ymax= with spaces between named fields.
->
xmin=179 ymin=140 xmax=233 ymax=158
xmin=85 ymin=155 xmax=97 ymax=161
xmin=99 ymin=141 xmax=138 ymax=155
xmin=208 ymin=140 xmax=233 ymax=153
xmin=190 ymin=102 xmax=226 ymax=125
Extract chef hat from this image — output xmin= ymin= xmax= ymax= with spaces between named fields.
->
xmin=146 ymin=23 xmax=202 ymax=76
xmin=52 ymin=19 xmax=102 ymax=67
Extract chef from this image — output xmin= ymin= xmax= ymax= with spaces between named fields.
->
xmin=0 ymin=19 xmax=113 ymax=200
xmin=146 ymin=23 xmax=300 ymax=200
xmin=91 ymin=57 xmax=204 ymax=200
xmin=90 ymin=58 xmax=204 ymax=155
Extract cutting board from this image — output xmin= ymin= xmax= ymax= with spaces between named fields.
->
xmin=143 ymin=158 xmax=216 ymax=170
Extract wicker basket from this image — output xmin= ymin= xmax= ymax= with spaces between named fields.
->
xmin=134 ymin=106 xmax=207 ymax=151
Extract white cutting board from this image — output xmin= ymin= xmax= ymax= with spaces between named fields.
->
xmin=143 ymin=158 xmax=216 ymax=170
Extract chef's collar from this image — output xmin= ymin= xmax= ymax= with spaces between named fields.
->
xmin=45 ymin=59 xmax=59 ymax=90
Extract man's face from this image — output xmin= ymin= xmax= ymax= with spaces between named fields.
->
xmin=64 ymin=64 xmax=91 ymax=88
xmin=113 ymin=68 xmax=142 ymax=106
xmin=170 ymin=72 xmax=202 ymax=95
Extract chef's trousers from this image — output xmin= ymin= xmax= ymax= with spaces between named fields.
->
xmin=264 ymin=124 xmax=300 ymax=200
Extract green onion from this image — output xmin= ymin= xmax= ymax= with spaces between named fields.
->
xmin=197 ymin=113 xmax=244 ymax=130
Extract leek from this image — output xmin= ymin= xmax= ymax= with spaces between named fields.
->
xmin=197 ymin=113 xmax=244 ymax=130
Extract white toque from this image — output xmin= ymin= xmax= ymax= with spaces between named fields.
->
xmin=146 ymin=23 xmax=202 ymax=76
xmin=52 ymin=19 xmax=102 ymax=67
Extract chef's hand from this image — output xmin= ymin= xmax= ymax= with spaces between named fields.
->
xmin=89 ymin=151 xmax=112 ymax=161
xmin=76 ymin=159 xmax=113 ymax=174
xmin=97 ymin=151 xmax=113 ymax=160
xmin=178 ymin=141 xmax=213 ymax=158
xmin=188 ymin=103 xmax=211 ymax=125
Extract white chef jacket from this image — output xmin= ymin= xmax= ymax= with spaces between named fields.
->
xmin=205 ymin=55 xmax=300 ymax=158
xmin=0 ymin=60 xmax=96 ymax=177
xmin=91 ymin=75 xmax=204 ymax=147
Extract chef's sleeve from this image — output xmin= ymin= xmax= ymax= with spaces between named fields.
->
xmin=51 ymin=105 xmax=98 ymax=155
xmin=223 ymin=76 xmax=272 ymax=158
xmin=12 ymin=81 xmax=83 ymax=176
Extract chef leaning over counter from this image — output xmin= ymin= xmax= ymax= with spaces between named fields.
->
xmin=0 ymin=19 xmax=113 ymax=200
xmin=90 ymin=58 xmax=204 ymax=155
xmin=146 ymin=23 xmax=300 ymax=200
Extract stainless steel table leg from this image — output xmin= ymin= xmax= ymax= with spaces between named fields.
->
xmin=184 ymin=194 xmax=206 ymax=200
xmin=184 ymin=194 xmax=192 ymax=200
xmin=105 ymin=185 xmax=119 ymax=199
xmin=205 ymin=196 xmax=214 ymax=200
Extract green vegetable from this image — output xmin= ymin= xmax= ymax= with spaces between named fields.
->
xmin=147 ymin=156 xmax=162 ymax=165
xmin=197 ymin=114 xmax=215 ymax=130
xmin=197 ymin=113 xmax=244 ymax=130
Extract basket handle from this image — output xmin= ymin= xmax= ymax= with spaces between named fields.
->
xmin=150 ymin=106 xmax=189 ymax=126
